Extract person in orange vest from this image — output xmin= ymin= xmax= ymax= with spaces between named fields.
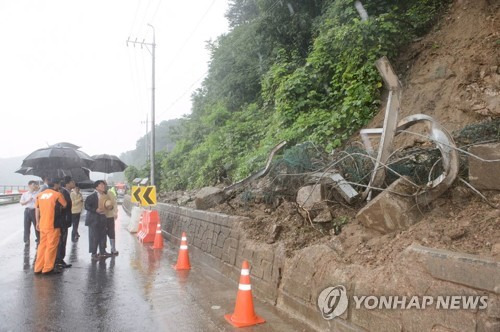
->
xmin=34 ymin=178 xmax=67 ymax=275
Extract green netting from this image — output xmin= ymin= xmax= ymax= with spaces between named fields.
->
xmin=454 ymin=119 xmax=500 ymax=146
xmin=258 ymin=120 xmax=499 ymax=198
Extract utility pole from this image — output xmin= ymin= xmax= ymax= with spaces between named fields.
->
xmin=127 ymin=24 xmax=156 ymax=186
xmin=141 ymin=113 xmax=149 ymax=163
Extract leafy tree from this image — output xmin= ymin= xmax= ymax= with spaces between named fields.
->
xmin=157 ymin=0 xmax=449 ymax=191
xmin=124 ymin=166 xmax=140 ymax=184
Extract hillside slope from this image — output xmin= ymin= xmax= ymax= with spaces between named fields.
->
xmin=369 ymin=0 xmax=499 ymax=132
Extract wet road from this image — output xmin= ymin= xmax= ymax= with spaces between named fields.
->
xmin=0 ymin=204 xmax=309 ymax=332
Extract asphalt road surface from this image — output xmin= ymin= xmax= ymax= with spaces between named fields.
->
xmin=0 ymin=204 xmax=309 ymax=332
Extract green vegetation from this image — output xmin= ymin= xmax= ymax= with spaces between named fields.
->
xmin=128 ymin=0 xmax=449 ymax=192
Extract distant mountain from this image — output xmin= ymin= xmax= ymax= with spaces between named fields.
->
xmin=120 ymin=118 xmax=181 ymax=168
xmin=0 ymin=155 xmax=39 ymax=186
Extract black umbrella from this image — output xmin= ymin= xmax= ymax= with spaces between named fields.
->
xmin=90 ymin=154 xmax=127 ymax=173
xmin=50 ymin=142 xmax=81 ymax=149
xmin=21 ymin=147 xmax=94 ymax=170
xmin=15 ymin=167 xmax=91 ymax=183
xmin=15 ymin=167 xmax=32 ymax=175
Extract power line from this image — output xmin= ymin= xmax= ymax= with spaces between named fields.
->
xmin=163 ymin=0 xmax=218 ymax=74
xmin=149 ymin=0 xmax=164 ymax=25
xmin=157 ymin=71 xmax=207 ymax=120
xmin=137 ymin=0 xmax=155 ymax=37
xmin=156 ymin=0 xmax=286 ymax=121
xmin=128 ymin=0 xmax=143 ymax=37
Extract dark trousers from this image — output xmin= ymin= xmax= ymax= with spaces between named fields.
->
xmin=88 ymin=218 xmax=107 ymax=255
xmin=71 ymin=213 xmax=81 ymax=240
xmin=56 ymin=227 xmax=68 ymax=262
xmin=106 ymin=217 xmax=115 ymax=239
xmin=23 ymin=208 xmax=39 ymax=243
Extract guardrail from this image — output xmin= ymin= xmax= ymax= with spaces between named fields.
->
xmin=0 ymin=185 xmax=29 ymax=195
xmin=0 ymin=193 xmax=22 ymax=206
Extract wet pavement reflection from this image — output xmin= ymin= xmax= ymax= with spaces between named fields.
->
xmin=0 ymin=204 xmax=309 ymax=332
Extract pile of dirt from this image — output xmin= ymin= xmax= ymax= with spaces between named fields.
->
xmin=333 ymin=188 xmax=500 ymax=267
xmin=369 ymin=0 xmax=499 ymax=134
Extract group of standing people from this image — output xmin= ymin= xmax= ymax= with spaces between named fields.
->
xmin=20 ymin=178 xmax=119 ymax=275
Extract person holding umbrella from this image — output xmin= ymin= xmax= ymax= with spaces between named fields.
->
xmin=34 ymin=178 xmax=67 ymax=275
xmin=85 ymin=180 xmax=112 ymax=260
xmin=104 ymin=181 xmax=119 ymax=256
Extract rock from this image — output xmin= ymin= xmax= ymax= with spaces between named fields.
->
xmin=266 ymin=224 xmax=282 ymax=244
xmin=307 ymin=172 xmax=359 ymax=203
xmin=445 ymin=227 xmax=467 ymax=241
xmin=177 ymin=195 xmax=191 ymax=206
xmin=468 ymin=143 xmax=500 ymax=190
xmin=313 ymin=209 xmax=333 ymax=223
xmin=298 ymin=201 xmax=329 ymax=221
xmin=296 ymin=185 xmax=324 ymax=209
xmin=356 ymin=177 xmax=422 ymax=234
xmin=327 ymin=237 xmax=344 ymax=254
xmin=194 ymin=187 xmax=225 ymax=210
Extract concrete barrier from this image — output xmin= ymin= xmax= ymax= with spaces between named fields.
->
xmin=127 ymin=206 xmax=141 ymax=233
xmin=0 ymin=194 xmax=22 ymax=206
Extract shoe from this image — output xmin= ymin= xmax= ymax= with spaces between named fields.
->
xmin=111 ymin=250 xmax=119 ymax=256
xmin=42 ymin=268 xmax=62 ymax=275
xmin=34 ymin=270 xmax=42 ymax=275
xmin=56 ymin=260 xmax=72 ymax=268
xmin=91 ymin=254 xmax=99 ymax=261
xmin=98 ymin=252 xmax=112 ymax=258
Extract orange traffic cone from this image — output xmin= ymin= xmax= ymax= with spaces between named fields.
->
xmin=225 ymin=261 xmax=266 ymax=328
xmin=152 ymin=222 xmax=164 ymax=249
xmin=173 ymin=232 xmax=191 ymax=270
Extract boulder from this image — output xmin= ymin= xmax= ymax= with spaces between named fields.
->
xmin=356 ymin=176 xmax=421 ymax=234
xmin=468 ymin=143 xmax=500 ymax=190
xmin=194 ymin=187 xmax=225 ymax=210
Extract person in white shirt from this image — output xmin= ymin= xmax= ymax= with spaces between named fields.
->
xmin=20 ymin=180 xmax=40 ymax=246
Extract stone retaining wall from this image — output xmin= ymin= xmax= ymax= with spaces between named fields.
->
xmin=123 ymin=196 xmax=500 ymax=331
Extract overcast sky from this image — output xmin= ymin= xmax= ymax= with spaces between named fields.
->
xmin=0 ymin=0 xmax=229 ymax=159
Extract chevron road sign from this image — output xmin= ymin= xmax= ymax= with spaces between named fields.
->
xmin=131 ymin=186 xmax=142 ymax=204
xmin=141 ymin=186 xmax=157 ymax=206
xmin=131 ymin=185 xmax=157 ymax=207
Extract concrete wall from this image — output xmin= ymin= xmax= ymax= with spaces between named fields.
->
xmin=123 ymin=196 xmax=500 ymax=331
xmin=124 ymin=196 xmax=284 ymax=304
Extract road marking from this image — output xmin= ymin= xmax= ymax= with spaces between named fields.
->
xmin=0 ymin=229 xmax=23 ymax=248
